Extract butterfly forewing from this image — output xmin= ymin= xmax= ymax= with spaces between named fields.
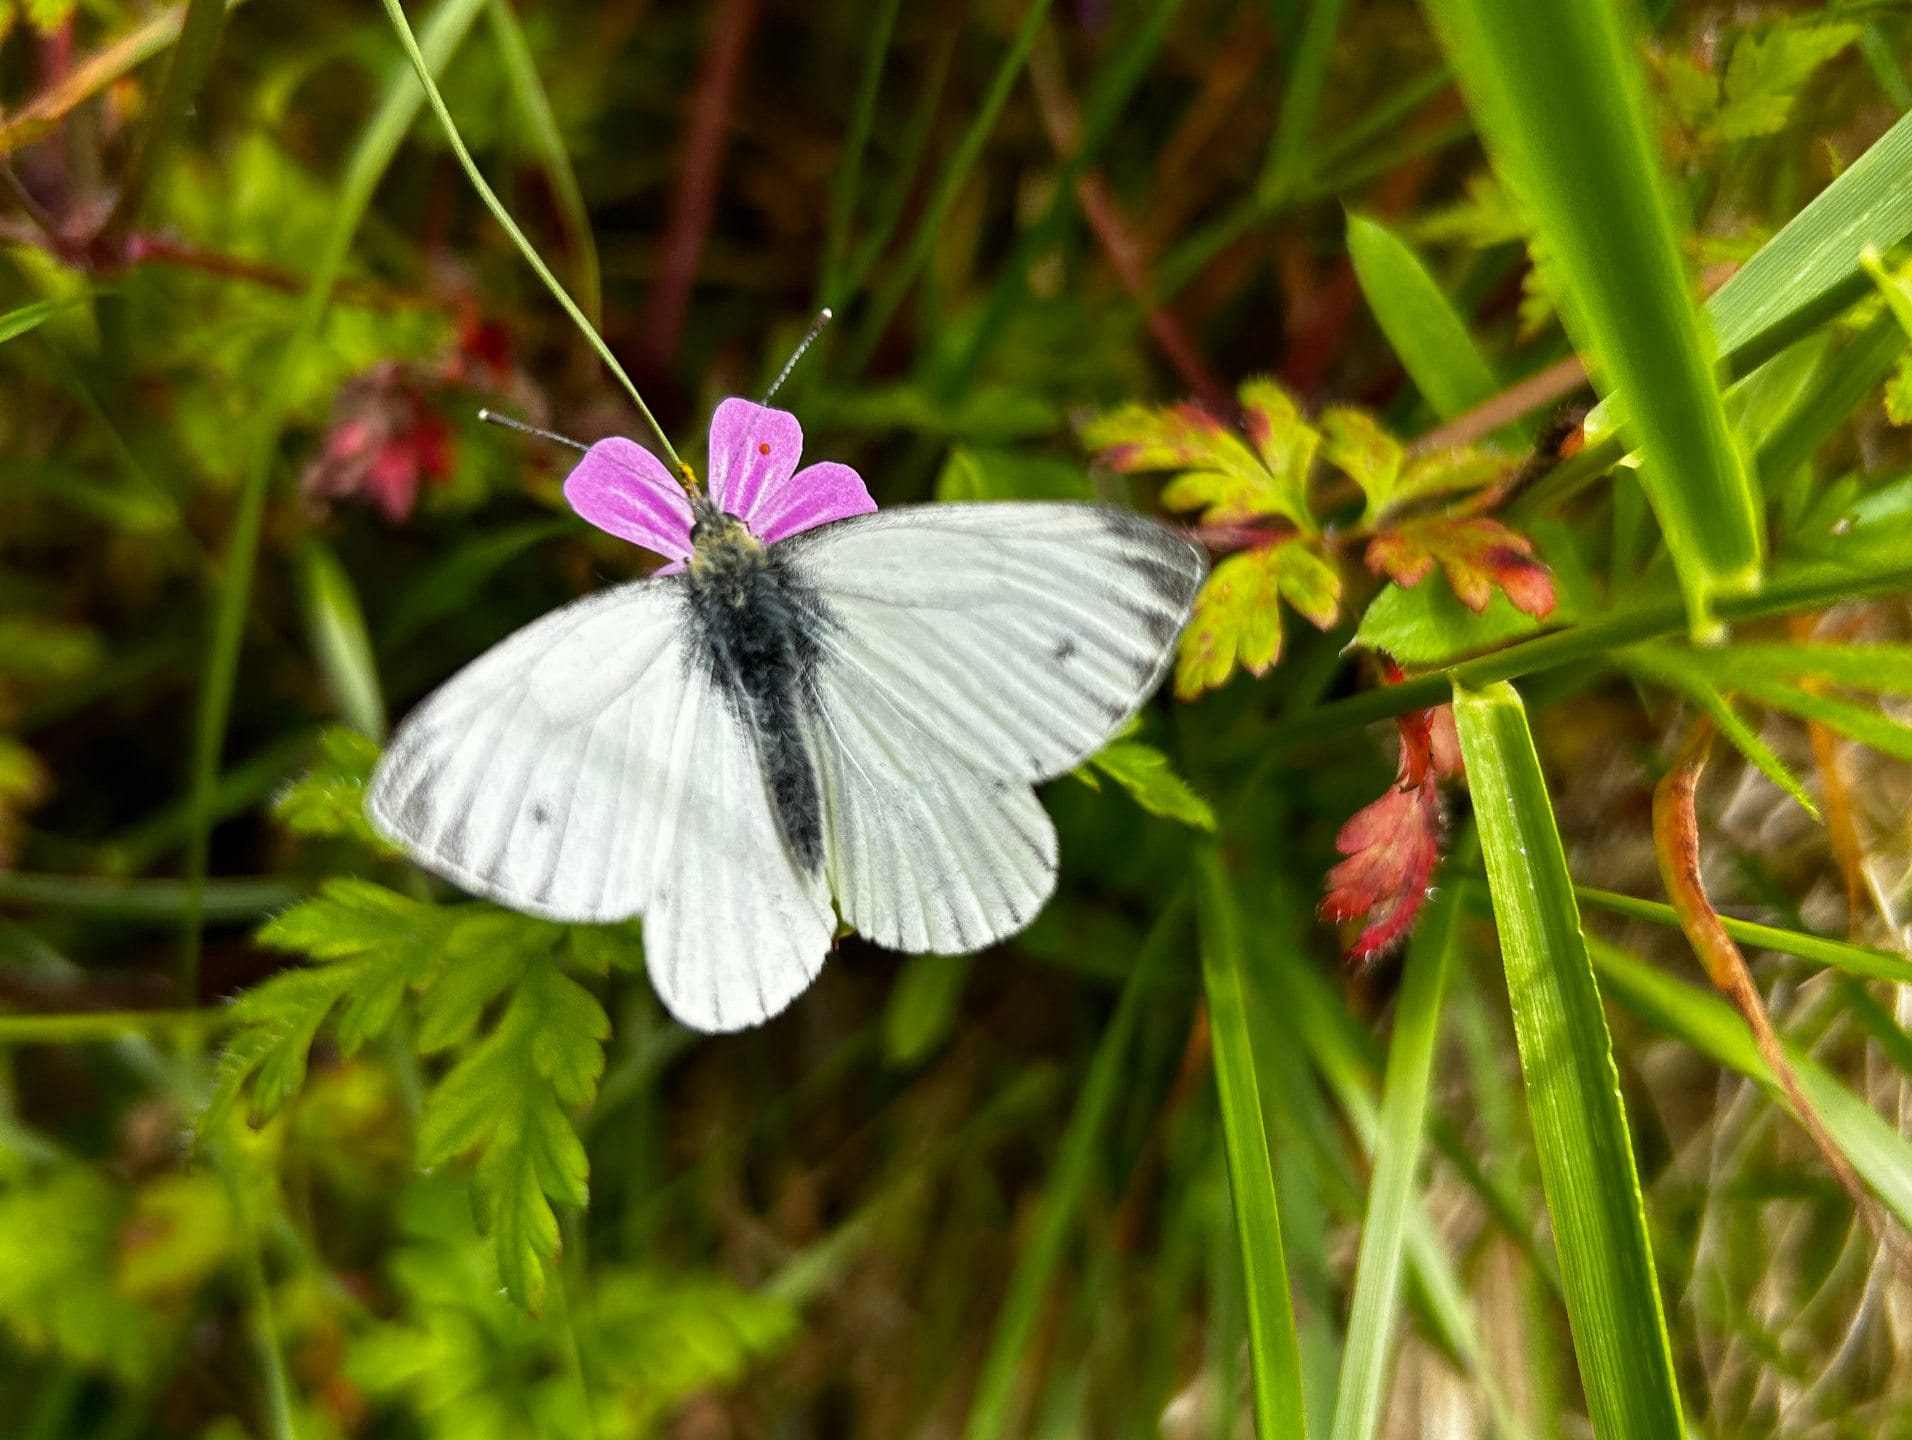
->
xmin=782 ymin=504 xmax=1204 ymax=782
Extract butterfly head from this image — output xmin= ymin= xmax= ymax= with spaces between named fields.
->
xmin=686 ymin=499 xmax=766 ymax=594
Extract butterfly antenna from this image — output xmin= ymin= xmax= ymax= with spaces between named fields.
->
xmin=762 ymin=307 xmax=833 ymax=403
xmin=477 ymin=409 xmax=589 ymax=452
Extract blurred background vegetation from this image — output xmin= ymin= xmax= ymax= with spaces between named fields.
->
xmin=8 ymin=0 xmax=1912 ymax=1435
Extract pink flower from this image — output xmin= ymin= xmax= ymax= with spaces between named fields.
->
xmin=561 ymin=398 xmax=876 ymax=569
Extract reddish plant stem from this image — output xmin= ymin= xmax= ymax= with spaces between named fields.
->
xmin=1652 ymin=716 xmax=1890 ymax=1250
xmin=641 ymin=0 xmax=759 ymax=375
xmin=1788 ymin=611 xmax=1870 ymax=937
xmin=1027 ymin=41 xmax=1231 ymax=417
xmin=1411 ymin=355 xmax=1591 ymax=455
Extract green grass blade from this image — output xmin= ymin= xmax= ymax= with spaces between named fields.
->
xmin=377 ymin=0 xmax=682 ymax=474
xmin=818 ymin=0 xmax=902 ymax=302
xmin=1708 ymin=108 xmax=1912 ymax=363
xmin=1197 ymin=847 xmax=1307 ymax=1439
xmin=1753 ymin=306 xmax=1906 ymax=488
xmin=1575 ymin=887 xmax=1912 ymax=986
xmin=1450 ymin=681 xmax=1684 ymax=1440
xmin=1589 ymin=939 xmax=1912 ymax=1230
xmin=1618 ymin=647 xmax=1818 ymax=819
xmin=1329 ymin=882 xmax=1456 ymax=1440
xmin=1346 ymin=213 xmax=1497 ymax=420
xmin=962 ymin=893 xmax=1188 ymax=1440
xmin=298 ymin=540 xmax=386 ymax=741
xmin=1421 ymin=0 xmax=1761 ymax=635
xmin=0 ymin=296 xmax=85 ymax=346
xmin=1729 ymin=676 xmax=1912 ymax=764
xmin=485 ymin=0 xmax=602 ymax=325
xmin=182 ymin=0 xmax=488 ymax=1015
xmin=1261 ymin=0 xmax=1349 ymax=202
xmin=842 ymin=0 xmax=1054 ymax=376
xmin=1678 ymin=641 xmax=1912 ymax=696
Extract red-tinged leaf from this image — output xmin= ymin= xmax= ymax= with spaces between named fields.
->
xmin=1320 ymin=777 xmax=1444 ymax=962
xmin=1428 ymin=705 xmax=1464 ymax=781
xmin=1366 ymin=515 xmax=1555 ymax=618
xmin=1320 ymin=660 xmax=1463 ymax=960
xmin=1084 ymin=379 xmax=1317 ymax=528
xmin=1238 ymin=378 xmax=1318 ymax=482
xmin=1174 ymin=540 xmax=1341 ymax=699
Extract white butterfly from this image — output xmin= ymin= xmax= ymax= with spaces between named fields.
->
xmin=368 ymin=398 xmax=1203 ymax=1032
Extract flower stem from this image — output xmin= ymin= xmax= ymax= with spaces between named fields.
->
xmin=375 ymin=0 xmax=693 ymax=487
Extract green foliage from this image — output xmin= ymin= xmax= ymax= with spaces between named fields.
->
xmin=1665 ymin=20 xmax=1859 ymax=149
xmin=1345 ymin=212 xmax=1498 ymax=420
xmin=0 ymin=1167 xmax=157 ymax=1380
xmin=10 ymin=0 xmax=1912 ymax=1432
xmin=1452 ymin=684 xmax=1684 ymax=1440
xmin=1084 ymin=380 xmax=1315 ymax=529
xmin=213 ymin=880 xmax=621 ymax=1309
xmin=1087 ymin=377 xmax=1541 ymax=695
xmin=1077 ymin=725 xmax=1216 ymax=832
xmin=272 ymin=726 xmax=392 ymax=851
xmin=351 ymin=1180 xmax=797 ymax=1438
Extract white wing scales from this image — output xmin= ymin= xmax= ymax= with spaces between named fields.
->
xmin=783 ymin=503 xmax=1203 ymax=955
xmin=369 ymin=502 xmax=1202 ymax=1031
xmin=366 ymin=580 xmax=831 ymax=1033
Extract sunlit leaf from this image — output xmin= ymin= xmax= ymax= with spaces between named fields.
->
xmin=1366 ymin=515 xmax=1555 ymax=618
xmin=1175 ymin=540 xmax=1340 ymax=697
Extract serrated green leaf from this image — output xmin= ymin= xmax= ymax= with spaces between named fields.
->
xmin=1716 ymin=23 xmax=1859 ymax=142
xmin=1087 ymin=378 xmax=1318 ymax=529
xmin=565 ymin=919 xmax=645 ymax=975
xmin=211 ymin=880 xmax=461 ymax=1124
xmin=1319 ymin=408 xmax=1509 ymax=524
xmin=1355 ymin=576 xmax=1546 ymax=667
xmin=1079 ymin=739 xmax=1216 ymax=831
xmin=272 ymin=726 xmax=391 ymax=851
xmin=1175 ymin=541 xmax=1341 ymax=698
xmin=415 ymin=914 xmax=537 ymax=1052
xmin=417 ymin=954 xmax=609 ymax=1310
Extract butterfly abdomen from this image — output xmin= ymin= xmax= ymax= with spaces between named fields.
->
xmin=684 ymin=529 xmax=829 ymax=875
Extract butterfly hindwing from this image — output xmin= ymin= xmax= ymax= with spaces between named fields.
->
xmin=782 ymin=503 xmax=1202 ymax=953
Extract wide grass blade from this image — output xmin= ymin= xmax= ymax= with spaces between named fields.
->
xmin=1451 ymin=681 xmax=1684 ymax=1440
xmin=1328 ymin=880 xmax=1456 ymax=1440
xmin=1708 ymin=108 xmax=1912 ymax=363
xmin=1345 ymin=213 xmax=1497 ymax=421
xmin=1197 ymin=847 xmax=1307 ymax=1438
xmin=1421 ymin=0 xmax=1761 ymax=635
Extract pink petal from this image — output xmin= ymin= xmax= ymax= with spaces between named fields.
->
xmin=750 ymin=461 xmax=877 ymax=544
xmin=563 ymin=438 xmax=694 ymax=563
xmin=707 ymin=398 xmax=803 ymax=526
